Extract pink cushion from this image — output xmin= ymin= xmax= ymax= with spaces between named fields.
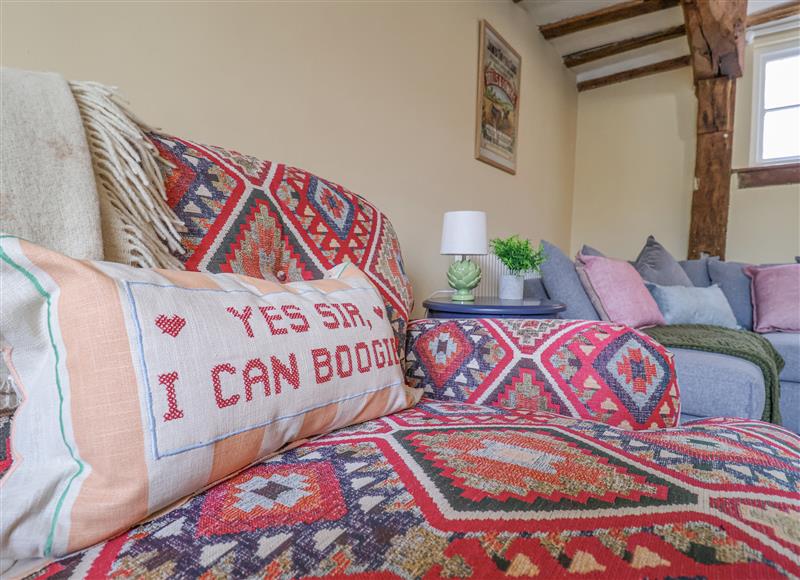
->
xmin=745 ymin=264 xmax=800 ymax=333
xmin=576 ymin=254 xmax=665 ymax=329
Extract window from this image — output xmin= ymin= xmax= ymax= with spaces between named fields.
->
xmin=751 ymin=41 xmax=800 ymax=166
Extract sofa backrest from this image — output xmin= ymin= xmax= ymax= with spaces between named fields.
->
xmin=150 ymin=133 xmax=414 ymax=350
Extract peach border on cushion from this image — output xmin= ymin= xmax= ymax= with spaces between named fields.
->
xmin=21 ymin=242 xmax=150 ymax=553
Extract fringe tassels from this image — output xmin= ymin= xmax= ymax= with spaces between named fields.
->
xmin=69 ymin=81 xmax=186 ymax=269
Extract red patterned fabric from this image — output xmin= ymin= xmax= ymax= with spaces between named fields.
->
xmin=406 ymin=318 xmax=681 ymax=430
xmin=24 ymin=401 xmax=800 ymax=579
xmin=149 ymin=133 xmax=413 ymax=352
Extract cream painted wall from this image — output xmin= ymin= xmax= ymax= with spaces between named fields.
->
xmin=571 ymin=37 xmax=800 ymax=263
xmin=1 ymin=1 xmax=578 ymax=316
xmin=571 ymin=67 xmax=696 ymax=259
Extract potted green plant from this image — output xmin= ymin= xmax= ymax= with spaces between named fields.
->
xmin=490 ymin=235 xmax=546 ymax=300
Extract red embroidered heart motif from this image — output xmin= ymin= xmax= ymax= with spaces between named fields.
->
xmin=373 ymin=306 xmax=384 ymax=319
xmin=155 ymin=314 xmax=186 ymax=338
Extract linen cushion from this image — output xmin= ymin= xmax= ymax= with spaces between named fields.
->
xmin=540 ymin=240 xmax=599 ymax=320
xmin=708 ymin=259 xmax=753 ymax=330
xmin=646 ymin=283 xmax=739 ymax=328
xmin=405 ymin=318 xmax=681 ymax=430
xmin=633 ymin=235 xmax=693 ymax=287
xmin=0 ymin=235 xmax=417 ymax=571
xmin=576 ymin=254 xmax=665 ymax=328
xmin=679 ymin=257 xmax=717 ymax=287
xmin=746 ymin=264 xmax=800 ymax=333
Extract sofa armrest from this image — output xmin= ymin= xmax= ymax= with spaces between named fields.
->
xmin=404 ymin=317 xmax=680 ymax=430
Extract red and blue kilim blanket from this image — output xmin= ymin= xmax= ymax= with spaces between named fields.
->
xmin=16 ymin=401 xmax=800 ymax=579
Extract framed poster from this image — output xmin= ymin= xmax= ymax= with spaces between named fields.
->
xmin=475 ymin=20 xmax=521 ymax=175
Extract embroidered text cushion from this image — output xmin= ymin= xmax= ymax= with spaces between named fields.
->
xmin=405 ymin=318 xmax=681 ymax=430
xmin=0 ymin=235 xmax=417 ymax=574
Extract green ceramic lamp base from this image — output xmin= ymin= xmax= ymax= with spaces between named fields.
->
xmin=446 ymin=257 xmax=481 ymax=302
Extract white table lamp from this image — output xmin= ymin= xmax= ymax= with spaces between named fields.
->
xmin=440 ymin=211 xmax=487 ymax=301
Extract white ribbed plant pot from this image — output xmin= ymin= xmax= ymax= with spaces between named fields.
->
xmin=499 ymin=274 xmax=524 ymax=300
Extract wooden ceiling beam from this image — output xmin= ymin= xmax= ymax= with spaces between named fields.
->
xmin=747 ymin=1 xmax=800 ymax=27
xmin=682 ymin=0 xmax=747 ymax=81
xmin=576 ymin=55 xmax=690 ymax=91
xmin=539 ymin=0 xmax=680 ymax=40
xmin=564 ymin=24 xmax=686 ymax=68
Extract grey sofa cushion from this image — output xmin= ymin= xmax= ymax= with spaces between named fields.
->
xmin=633 ymin=235 xmax=694 ymax=287
xmin=523 ymin=276 xmax=549 ymax=300
xmin=646 ymin=283 xmax=739 ymax=328
xmin=540 ymin=240 xmax=599 ymax=320
xmin=580 ymin=244 xmax=605 ymax=257
xmin=708 ymin=260 xmax=753 ymax=330
xmin=672 ymin=349 xmax=765 ymax=420
xmin=780 ymin=380 xmax=800 ymax=434
xmin=679 ymin=257 xmax=717 ymax=287
xmin=763 ymin=332 xmax=800 ymax=382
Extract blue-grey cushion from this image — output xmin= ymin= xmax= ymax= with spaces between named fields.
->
xmin=580 ymin=244 xmax=605 ymax=257
xmin=763 ymin=332 xmax=800 ymax=383
xmin=540 ymin=240 xmax=599 ymax=320
xmin=523 ymin=276 xmax=549 ymax=300
xmin=679 ymin=257 xmax=718 ymax=287
xmin=708 ymin=260 xmax=753 ymax=330
xmin=633 ymin=235 xmax=694 ymax=287
xmin=678 ymin=412 xmax=707 ymax=425
xmin=672 ymin=349 xmax=765 ymax=420
xmin=646 ymin=283 xmax=739 ymax=328
xmin=780 ymin=380 xmax=800 ymax=434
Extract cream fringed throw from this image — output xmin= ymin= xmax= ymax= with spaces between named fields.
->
xmin=0 ymin=67 xmax=184 ymax=269
xmin=69 ymin=80 xmax=185 ymax=268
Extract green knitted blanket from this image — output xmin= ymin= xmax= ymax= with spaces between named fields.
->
xmin=643 ymin=324 xmax=784 ymax=424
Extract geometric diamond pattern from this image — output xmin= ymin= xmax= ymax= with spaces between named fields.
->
xmin=596 ymin=333 xmax=671 ymax=423
xmin=413 ymin=322 xmax=471 ymax=389
xmin=196 ymin=462 xmax=346 ymax=537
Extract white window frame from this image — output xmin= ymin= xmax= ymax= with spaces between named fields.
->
xmin=750 ymin=40 xmax=800 ymax=166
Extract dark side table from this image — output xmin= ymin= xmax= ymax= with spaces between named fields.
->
xmin=422 ymin=295 xmax=566 ymax=320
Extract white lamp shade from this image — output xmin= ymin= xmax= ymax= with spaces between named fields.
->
xmin=440 ymin=211 xmax=487 ymax=255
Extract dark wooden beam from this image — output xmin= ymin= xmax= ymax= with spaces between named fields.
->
xmin=734 ymin=163 xmax=800 ymax=188
xmin=683 ymin=0 xmax=747 ymax=260
xmin=576 ymin=55 xmax=690 ymax=91
xmin=539 ymin=0 xmax=680 ymax=40
xmin=564 ymin=25 xmax=685 ymax=68
xmin=747 ymin=1 xmax=800 ymax=27
xmin=687 ymin=77 xmax=736 ymax=259
xmin=682 ymin=0 xmax=747 ymax=82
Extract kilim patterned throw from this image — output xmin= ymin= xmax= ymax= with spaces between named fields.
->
xmin=406 ymin=318 xmax=681 ymax=430
xmin=150 ymin=133 xmax=414 ymax=354
xmin=20 ymin=400 xmax=800 ymax=579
